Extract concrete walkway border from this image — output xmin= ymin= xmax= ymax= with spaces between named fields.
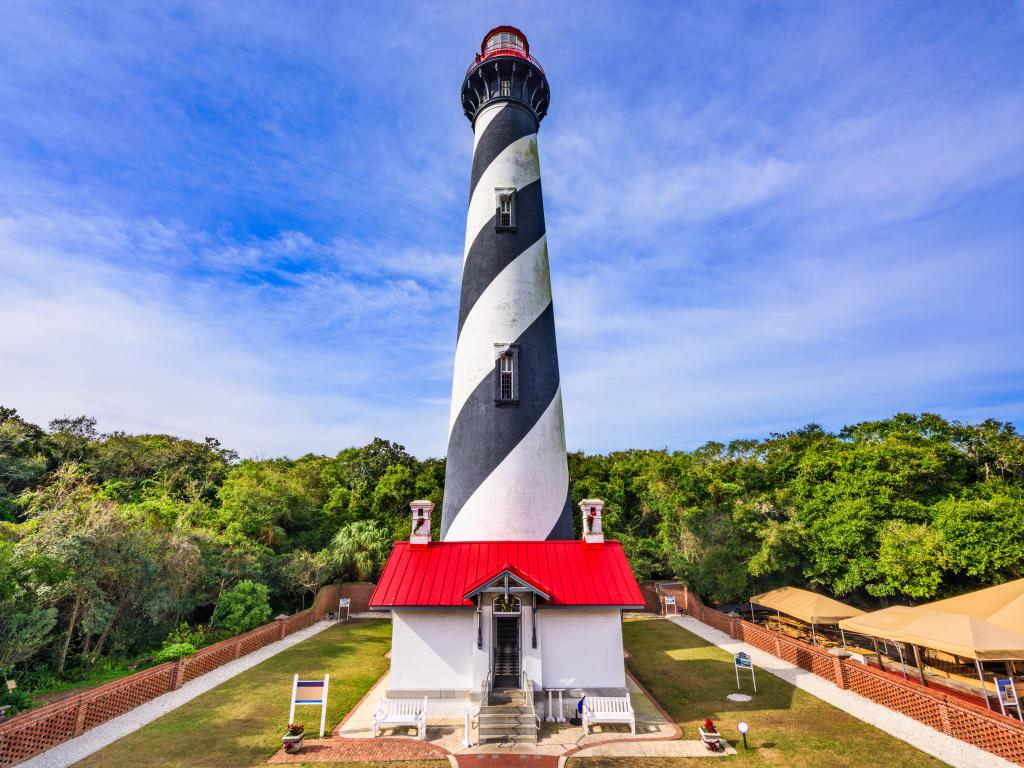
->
xmin=667 ymin=614 xmax=1017 ymax=768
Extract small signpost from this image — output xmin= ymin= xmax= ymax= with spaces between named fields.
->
xmin=994 ymin=677 xmax=1021 ymax=719
xmin=339 ymin=597 xmax=351 ymax=621
xmin=734 ymin=651 xmax=756 ymax=692
xmin=289 ymin=674 xmax=330 ymax=737
xmin=664 ymin=595 xmax=677 ymax=614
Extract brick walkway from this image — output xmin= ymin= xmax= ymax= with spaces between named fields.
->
xmin=267 ymin=737 xmax=450 ymax=763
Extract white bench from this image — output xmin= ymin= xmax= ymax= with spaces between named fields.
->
xmin=582 ymin=694 xmax=635 ymax=735
xmin=372 ymin=696 xmax=428 ymax=739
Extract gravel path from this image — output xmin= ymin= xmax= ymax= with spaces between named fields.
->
xmin=20 ymin=620 xmax=335 ymax=768
xmin=667 ymin=615 xmax=1016 ymax=768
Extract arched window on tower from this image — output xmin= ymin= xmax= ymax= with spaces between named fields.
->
xmin=494 ymin=344 xmax=519 ymax=405
xmin=495 ymin=188 xmax=516 ymax=231
xmin=500 ymin=354 xmax=514 ymax=400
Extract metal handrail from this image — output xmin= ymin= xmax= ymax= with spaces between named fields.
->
xmin=466 ymin=670 xmax=493 ymax=747
xmin=475 ymin=670 xmax=492 ymax=718
xmin=520 ymin=670 xmax=540 ymax=726
xmin=466 ymin=49 xmax=546 ymax=76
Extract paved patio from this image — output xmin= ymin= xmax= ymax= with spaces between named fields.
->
xmin=268 ymin=669 xmax=733 ymax=763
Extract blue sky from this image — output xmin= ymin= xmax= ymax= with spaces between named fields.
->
xmin=1 ymin=1 xmax=1022 ymax=459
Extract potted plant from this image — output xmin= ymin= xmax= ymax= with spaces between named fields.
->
xmin=282 ymin=723 xmax=305 ymax=753
xmin=698 ymin=718 xmax=722 ymax=752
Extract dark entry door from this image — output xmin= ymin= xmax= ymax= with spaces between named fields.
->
xmin=493 ymin=615 xmax=520 ymax=688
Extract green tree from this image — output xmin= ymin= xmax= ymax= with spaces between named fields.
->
xmin=328 ymin=520 xmax=391 ymax=582
xmin=212 ymin=580 xmax=272 ymax=635
xmin=0 ymin=408 xmax=52 ymax=521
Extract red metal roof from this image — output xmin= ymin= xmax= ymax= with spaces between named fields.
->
xmin=369 ymin=540 xmax=644 ymax=609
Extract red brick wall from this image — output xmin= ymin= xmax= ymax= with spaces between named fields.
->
xmin=639 ymin=582 xmax=661 ymax=613
xmin=306 ymin=581 xmax=376 ymax=619
xmin=659 ymin=585 xmax=687 ymax=615
xmin=677 ymin=589 xmax=1024 ymax=766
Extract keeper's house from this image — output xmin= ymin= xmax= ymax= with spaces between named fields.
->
xmin=369 ymin=500 xmax=644 ymax=713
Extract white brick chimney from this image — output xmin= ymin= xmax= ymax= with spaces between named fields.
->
xmin=410 ymin=500 xmax=434 ymax=546
xmin=579 ymin=499 xmax=604 ymax=544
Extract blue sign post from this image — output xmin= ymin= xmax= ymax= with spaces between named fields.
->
xmin=734 ymin=652 xmax=756 ymax=692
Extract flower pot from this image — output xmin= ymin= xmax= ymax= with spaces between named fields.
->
xmin=282 ymin=733 xmax=304 ymax=754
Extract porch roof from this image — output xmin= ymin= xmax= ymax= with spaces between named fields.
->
xmin=369 ymin=540 xmax=644 ymax=609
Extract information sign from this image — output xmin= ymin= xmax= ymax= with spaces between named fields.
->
xmin=734 ymin=652 xmax=756 ymax=692
xmin=289 ymin=673 xmax=330 ymax=737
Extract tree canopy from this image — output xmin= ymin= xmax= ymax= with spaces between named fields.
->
xmin=1 ymin=405 xmax=1022 ymax=710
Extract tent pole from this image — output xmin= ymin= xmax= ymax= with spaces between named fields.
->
xmin=872 ymin=637 xmax=884 ymax=670
xmin=975 ymin=658 xmax=991 ymax=710
xmin=892 ymin=643 xmax=909 ymax=679
xmin=811 ymin=623 xmax=817 ymax=646
xmin=750 ymin=602 xmax=755 ymax=622
xmin=839 ymin=627 xmax=847 ymax=648
xmin=912 ymin=644 xmax=928 ymax=687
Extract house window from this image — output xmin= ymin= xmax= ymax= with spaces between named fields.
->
xmin=495 ymin=188 xmax=515 ymax=231
xmin=494 ymin=344 xmax=519 ymax=405
xmin=500 ymin=79 xmax=511 ymax=97
xmin=493 ymin=595 xmax=521 ymax=615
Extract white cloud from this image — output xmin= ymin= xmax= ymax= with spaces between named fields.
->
xmin=0 ymin=2 xmax=1021 ymax=459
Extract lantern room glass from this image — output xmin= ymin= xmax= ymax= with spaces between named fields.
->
xmin=485 ymin=31 xmax=525 ymax=52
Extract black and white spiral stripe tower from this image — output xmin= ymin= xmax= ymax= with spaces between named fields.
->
xmin=441 ymin=27 xmax=573 ymax=542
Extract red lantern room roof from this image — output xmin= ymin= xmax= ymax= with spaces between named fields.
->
xmin=481 ymin=26 xmax=530 ymax=55
xmin=468 ymin=25 xmax=543 ymax=76
xmin=369 ymin=540 xmax=644 ymax=609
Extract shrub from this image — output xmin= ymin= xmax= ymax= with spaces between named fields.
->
xmin=212 ymin=580 xmax=272 ymax=635
xmin=153 ymin=642 xmax=196 ymax=663
xmin=165 ymin=622 xmax=207 ymax=648
xmin=0 ymin=686 xmax=32 ymax=715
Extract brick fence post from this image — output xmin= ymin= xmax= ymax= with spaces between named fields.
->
xmin=834 ymin=657 xmax=847 ymax=689
xmin=774 ymin=636 xmax=782 ymax=657
xmin=73 ymin=696 xmax=89 ymax=736
xmin=168 ymin=659 xmax=185 ymax=696
xmin=233 ymin=637 xmax=243 ymax=659
xmin=277 ymin=616 xmax=288 ymax=640
xmin=730 ymin=617 xmax=739 ymax=639
xmin=171 ymin=658 xmax=186 ymax=691
xmin=938 ymin=697 xmax=954 ymax=737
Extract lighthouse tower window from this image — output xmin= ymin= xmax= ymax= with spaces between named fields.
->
xmin=500 ymin=79 xmax=511 ymax=97
xmin=496 ymin=188 xmax=516 ymax=231
xmin=494 ymin=345 xmax=519 ymax=405
xmin=500 ymin=355 xmax=514 ymax=400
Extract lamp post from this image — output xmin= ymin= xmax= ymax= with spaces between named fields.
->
xmin=737 ymin=720 xmax=750 ymax=750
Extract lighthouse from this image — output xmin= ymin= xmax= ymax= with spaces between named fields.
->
xmin=369 ymin=28 xmax=642 ymax=739
xmin=442 ymin=26 xmax=572 ymax=542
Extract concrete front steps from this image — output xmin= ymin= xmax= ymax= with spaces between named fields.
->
xmin=478 ymin=689 xmax=539 ymax=744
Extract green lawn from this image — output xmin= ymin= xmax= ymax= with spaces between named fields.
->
xmin=570 ymin=616 xmax=946 ymax=768
xmin=74 ymin=620 xmax=445 ymax=768
xmin=74 ymin=615 xmax=949 ymax=768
